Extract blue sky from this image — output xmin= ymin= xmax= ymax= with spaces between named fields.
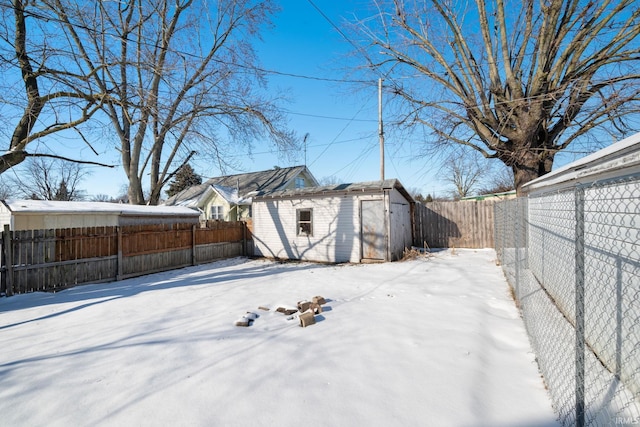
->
xmin=77 ymin=0 xmax=452 ymax=199
xmin=8 ymin=0 xmax=594 ymax=200
xmin=2 ymin=0 xmax=627 ymax=200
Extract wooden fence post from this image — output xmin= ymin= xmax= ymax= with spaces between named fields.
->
xmin=192 ymin=224 xmax=197 ymax=266
xmin=3 ymin=224 xmax=14 ymax=296
xmin=242 ymin=221 xmax=246 ymax=256
xmin=117 ymin=226 xmax=123 ymax=280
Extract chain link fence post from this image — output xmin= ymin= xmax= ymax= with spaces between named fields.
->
xmin=575 ymin=186 xmax=585 ymax=427
xmin=494 ymin=173 xmax=640 ymax=426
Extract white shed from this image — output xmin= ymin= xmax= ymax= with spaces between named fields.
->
xmin=0 ymin=200 xmax=200 ymax=231
xmin=252 ymin=179 xmax=414 ymax=263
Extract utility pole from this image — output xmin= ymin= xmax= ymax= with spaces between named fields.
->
xmin=378 ymin=78 xmax=385 ymax=181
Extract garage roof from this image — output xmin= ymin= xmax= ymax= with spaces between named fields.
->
xmin=254 ymin=179 xmax=414 ymax=202
xmin=2 ymin=200 xmax=200 ymax=217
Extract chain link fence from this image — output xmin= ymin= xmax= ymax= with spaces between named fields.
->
xmin=495 ymin=174 xmax=640 ymax=426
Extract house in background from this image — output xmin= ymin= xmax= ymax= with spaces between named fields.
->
xmin=252 ymin=179 xmax=414 ymax=263
xmin=0 ymin=200 xmax=200 ymax=231
xmin=163 ymin=165 xmax=318 ymax=221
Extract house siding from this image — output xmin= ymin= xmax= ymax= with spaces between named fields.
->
xmin=0 ymin=203 xmax=11 ymax=229
xmin=253 ymin=188 xmax=413 ymax=263
xmin=203 ymin=193 xmax=233 ymax=221
xmin=254 ymin=193 xmax=386 ymax=263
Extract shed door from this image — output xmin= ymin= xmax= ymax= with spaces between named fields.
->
xmin=361 ymin=199 xmax=386 ymax=260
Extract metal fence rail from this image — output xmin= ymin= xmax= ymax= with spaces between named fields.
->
xmin=495 ymin=175 xmax=640 ymax=426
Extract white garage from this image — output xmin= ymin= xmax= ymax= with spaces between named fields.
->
xmin=252 ymin=179 xmax=414 ymax=263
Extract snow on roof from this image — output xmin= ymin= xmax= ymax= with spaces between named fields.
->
xmin=3 ymin=200 xmax=200 ymax=217
xmin=254 ymin=179 xmax=414 ymax=202
xmin=523 ymin=132 xmax=640 ymax=193
xmin=209 ymin=184 xmax=252 ymax=205
xmin=210 ymin=184 xmax=239 ymax=204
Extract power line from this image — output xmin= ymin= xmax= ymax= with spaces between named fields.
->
xmin=308 ymin=98 xmax=374 ymax=168
xmin=249 ymin=65 xmax=371 ymax=84
xmin=306 ymin=0 xmax=362 ymax=54
xmin=4 ymin=1 xmax=373 ymax=86
xmin=283 ymin=110 xmax=377 ymax=122
xmin=338 ymin=141 xmax=378 ymax=182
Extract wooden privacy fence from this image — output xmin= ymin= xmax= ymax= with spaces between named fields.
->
xmin=414 ymin=200 xmax=496 ymax=249
xmin=0 ymin=221 xmax=249 ymax=296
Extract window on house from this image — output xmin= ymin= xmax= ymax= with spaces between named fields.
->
xmin=210 ymin=205 xmax=224 ymax=220
xmin=295 ymin=177 xmax=305 ymax=188
xmin=297 ymin=208 xmax=312 ymax=236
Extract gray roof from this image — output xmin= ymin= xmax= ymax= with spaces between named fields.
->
xmin=254 ymin=179 xmax=414 ymax=203
xmin=164 ymin=165 xmax=316 ymax=207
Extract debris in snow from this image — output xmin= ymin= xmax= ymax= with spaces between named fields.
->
xmin=312 ymin=295 xmax=326 ymax=305
xmin=299 ymin=310 xmax=316 ymax=328
xmin=244 ymin=312 xmax=259 ymax=320
xmin=235 ymin=312 xmax=259 ymax=327
xmin=297 ymin=300 xmax=311 ymax=312
xmin=242 ymin=296 xmax=329 ymax=328
xmin=235 ymin=318 xmax=250 ymax=327
xmin=276 ymin=307 xmax=298 ymax=315
xmin=309 ymin=302 xmax=322 ymax=314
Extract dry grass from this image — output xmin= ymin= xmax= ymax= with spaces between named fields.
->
xmin=401 ymin=246 xmax=432 ymax=261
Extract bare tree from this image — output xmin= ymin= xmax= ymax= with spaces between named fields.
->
xmin=90 ymin=194 xmax=114 ymax=203
xmin=0 ymin=176 xmax=11 ymax=199
xmin=0 ymin=0 xmax=108 ymax=174
xmin=354 ymin=0 xmax=640 ymax=192
xmin=6 ymin=157 xmax=87 ymax=200
xmin=43 ymin=0 xmax=296 ymax=205
xmin=441 ymin=152 xmax=485 ymax=199
xmin=478 ymin=166 xmax=515 ymax=195
xmin=318 ymin=175 xmax=341 ymax=186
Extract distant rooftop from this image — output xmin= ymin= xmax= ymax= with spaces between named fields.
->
xmin=164 ymin=165 xmax=316 ymax=207
xmin=2 ymin=200 xmax=199 ymax=217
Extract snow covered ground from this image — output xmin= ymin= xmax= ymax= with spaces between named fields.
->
xmin=0 ymin=249 xmax=559 ymax=427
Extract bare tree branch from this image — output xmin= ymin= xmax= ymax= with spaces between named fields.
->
xmin=356 ymin=0 xmax=640 ymax=192
xmin=40 ymin=0 xmax=295 ymax=205
xmin=0 ymin=0 xmax=108 ymax=174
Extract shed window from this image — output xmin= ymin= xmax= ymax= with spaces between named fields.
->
xmin=210 ymin=205 xmax=224 ymax=220
xmin=297 ymin=208 xmax=312 ymax=236
xmin=295 ymin=177 xmax=305 ymax=188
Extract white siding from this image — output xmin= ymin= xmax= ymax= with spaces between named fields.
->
xmin=0 ymin=203 xmax=11 ymax=229
xmin=254 ymin=193 xmax=384 ymax=263
xmin=12 ymin=213 xmax=120 ymax=230
xmin=253 ymin=185 xmax=414 ymax=263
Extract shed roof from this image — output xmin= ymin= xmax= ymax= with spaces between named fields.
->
xmin=164 ymin=165 xmax=317 ymax=208
xmin=2 ymin=200 xmax=200 ymax=217
xmin=254 ymin=179 xmax=414 ymax=203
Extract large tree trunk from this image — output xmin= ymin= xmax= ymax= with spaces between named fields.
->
xmin=127 ymin=177 xmax=145 ymax=205
xmin=357 ymin=0 xmax=640 ymax=193
xmin=511 ymin=150 xmax=555 ymax=195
